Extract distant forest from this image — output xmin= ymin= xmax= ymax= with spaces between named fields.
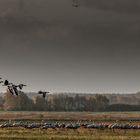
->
xmin=0 ymin=91 xmax=140 ymax=111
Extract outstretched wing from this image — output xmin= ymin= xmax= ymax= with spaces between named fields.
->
xmin=38 ymin=90 xmax=43 ymax=94
xmin=13 ymin=86 xmax=19 ymax=96
xmin=8 ymin=86 xmax=14 ymax=95
xmin=43 ymin=92 xmax=46 ymax=98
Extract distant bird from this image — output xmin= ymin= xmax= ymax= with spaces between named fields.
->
xmin=72 ymin=0 xmax=80 ymax=7
xmin=1 ymin=79 xmax=15 ymax=95
xmin=1 ymin=79 xmax=26 ymax=96
xmin=3 ymin=80 xmax=12 ymax=86
xmin=38 ymin=90 xmax=49 ymax=98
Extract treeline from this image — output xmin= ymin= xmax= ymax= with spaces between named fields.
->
xmin=0 ymin=91 xmax=140 ymax=111
xmin=0 ymin=91 xmax=109 ymax=111
xmin=105 ymin=104 xmax=140 ymax=112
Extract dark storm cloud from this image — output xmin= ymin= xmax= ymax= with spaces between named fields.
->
xmin=84 ymin=0 xmax=140 ymax=14
xmin=0 ymin=0 xmax=140 ymax=44
xmin=0 ymin=0 xmax=140 ymax=93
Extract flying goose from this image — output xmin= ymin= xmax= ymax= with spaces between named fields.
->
xmin=3 ymin=80 xmax=12 ymax=86
xmin=38 ymin=90 xmax=49 ymax=98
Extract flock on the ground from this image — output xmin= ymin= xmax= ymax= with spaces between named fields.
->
xmin=0 ymin=77 xmax=49 ymax=98
xmin=0 ymin=121 xmax=139 ymax=130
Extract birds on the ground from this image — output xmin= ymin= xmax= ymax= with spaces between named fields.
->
xmin=0 ymin=121 xmax=139 ymax=130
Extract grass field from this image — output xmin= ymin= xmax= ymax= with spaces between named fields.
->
xmin=0 ymin=111 xmax=140 ymax=121
xmin=0 ymin=111 xmax=139 ymax=140
xmin=0 ymin=128 xmax=139 ymax=140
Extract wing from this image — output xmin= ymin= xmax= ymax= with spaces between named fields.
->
xmin=8 ymin=86 xmax=14 ymax=95
xmin=18 ymin=85 xmax=23 ymax=90
xmin=43 ymin=92 xmax=46 ymax=98
xmin=38 ymin=91 xmax=43 ymax=94
xmin=13 ymin=86 xmax=19 ymax=96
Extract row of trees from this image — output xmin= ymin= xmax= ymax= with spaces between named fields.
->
xmin=1 ymin=91 xmax=140 ymax=111
xmin=1 ymin=91 xmax=109 ymax=111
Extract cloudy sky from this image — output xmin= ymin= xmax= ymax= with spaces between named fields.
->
xmin=0 ymin=0 xmax=140 ymax=93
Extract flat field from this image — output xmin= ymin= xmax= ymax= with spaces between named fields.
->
xmin=0 ymin=128 xmax=139 ymax=140
xmin=0 ymin=111 xmax=140 ymax=121
xmin=0 ymin=112 xmax=139 ymax=140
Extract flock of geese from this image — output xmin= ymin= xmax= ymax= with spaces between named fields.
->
xmin=0 ymin=77 xmax=49 ymax=98
xmin=0 ymin=121 xmax=140 ymax=130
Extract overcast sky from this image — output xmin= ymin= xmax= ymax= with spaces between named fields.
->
xmin=0 ymin=0 xmax=140 ymax=93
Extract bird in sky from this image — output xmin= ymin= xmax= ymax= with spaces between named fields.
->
xmin=38 ymin=90 xmax=49 ymax=98
xmin=2 ymin=79 xmax=26 ymax=96
xmin=3 ymin=80 xmax=12 ymax=86
xmin=1 ymin=78 xmax=50 ymax=99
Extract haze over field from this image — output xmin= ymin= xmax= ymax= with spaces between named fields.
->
xmin=0 ymin=0 xmax=140 ymax=93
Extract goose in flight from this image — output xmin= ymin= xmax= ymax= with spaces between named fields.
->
xmin=72 ymin=0 xmax=80 ymax=7
xmin=3 ymin=80 xmax=12 ymax=86
xmin=38 ymin=90 xmax=49 ymax=98
xmin=1 ymin=79 xmax=26 ymax=96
